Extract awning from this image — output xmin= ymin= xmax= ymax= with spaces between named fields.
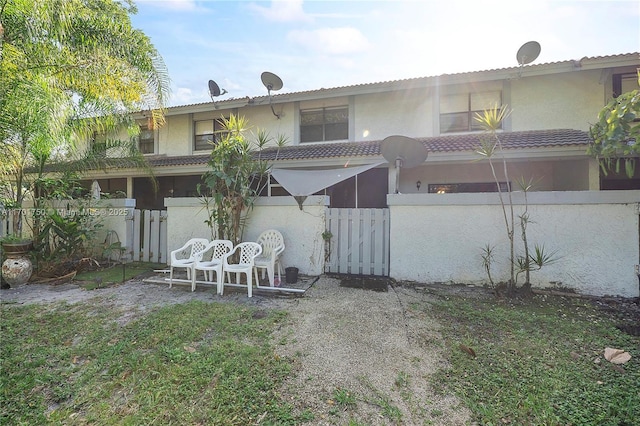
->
xmin=271 ymin=162 xmax=385 ymax=209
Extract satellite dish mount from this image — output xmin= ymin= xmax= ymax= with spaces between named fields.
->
xmin=208 ymin=79 xmax=228 ymax=109
xmin=261 ymin=71 xmax=283 ymax=119
xmin=381 ymin=135 xmax=428 ymax=194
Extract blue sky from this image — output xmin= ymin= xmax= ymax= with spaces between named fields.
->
xmin=131 ymin=0 xmax=640 ymax=107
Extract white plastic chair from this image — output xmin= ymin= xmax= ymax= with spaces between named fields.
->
xmin=222 ymin=242 xmax=262 ymax=297
xmin=191 ymin=239 xmax=233 ymax=294
xmin=254 ymin=229 xmax=285 ymax=287
xmin=169 ymin=238 xmax=208 ymax=289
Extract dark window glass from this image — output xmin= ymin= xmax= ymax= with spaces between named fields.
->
xmin=300 ymin=107 xmax=348 ymax=142
xmin=428 ymin=182 xmax=511 ymax=193
xmin=138 ymin=126 xmax=154 ymax=154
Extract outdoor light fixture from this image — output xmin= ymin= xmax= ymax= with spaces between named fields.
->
xmin=416 ymin=180 xmax=421 ymax=191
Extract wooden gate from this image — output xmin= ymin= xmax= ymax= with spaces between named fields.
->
xmin=126 ymin=209 xmax=168 ymax=263
xmin=325 ymin=208 xmax=390 ymax=276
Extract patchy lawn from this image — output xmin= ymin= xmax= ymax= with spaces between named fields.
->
xmin=0 ymin=301 xmax=297 ymax=425
xmin=1 ymin=278 xmax=638 ymax=425
xmin=426 ymin=290 xmax=640 ymax=425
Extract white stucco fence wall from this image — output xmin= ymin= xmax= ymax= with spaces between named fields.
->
xmin=388 ymin=191 xmax=640 ymax=298
xmin=164 ymin=196 xmax=327 ymax=276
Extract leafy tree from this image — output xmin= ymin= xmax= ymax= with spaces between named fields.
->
xmin=588 ymin=71 xmax=640 ymax=178
xmin=0 ymin=0 xmax=170 ymax=235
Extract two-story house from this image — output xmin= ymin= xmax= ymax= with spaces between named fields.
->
xmin=83 ymin=52 xmax=639 ymax=209
xmin=78 ymin=52 xmax=639 ymax=298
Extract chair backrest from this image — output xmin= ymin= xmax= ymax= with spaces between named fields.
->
xmin=226 ymin=242 xmax=262 ymax=266
xmin=173 ymin=238 xmax=209 ymax=261
xmin=199 ymin=240 xmax=233 ymax=262
xmin=187 ymin=238 xmax=209 ymax=257
xmin=256 ymin=229 xmax=285 ymax=258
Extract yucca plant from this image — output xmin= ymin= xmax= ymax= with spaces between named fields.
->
xmin=475 ymin=105 xmax=517 ymax=291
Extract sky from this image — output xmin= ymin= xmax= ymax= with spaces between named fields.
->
xmin=130 ymin=0 xmax=640 ymax=107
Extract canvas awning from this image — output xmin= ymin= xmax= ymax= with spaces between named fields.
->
xmin=270 ymin=162 xmax=385 ymax=209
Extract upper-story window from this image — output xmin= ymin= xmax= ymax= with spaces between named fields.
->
xmin=612 ymin=72 xmax=639 ymax=98
xmin=137 ymin=125 xmax=155 ymax=154
xmin=440 ymin=91 xmax=502 ymax=133
xmin=194 ymin=118 xmax=228 ymax=151
xmin=90 ymin=131 xmax=107 ymax=157
xmin=300 ymin=106 xmax=348 ymax=143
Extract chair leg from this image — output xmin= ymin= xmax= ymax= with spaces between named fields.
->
xmin=267 ymin=265 xmax=274 ymax=287
xmin=169 ymin=267 xmax=174 ymax=288
xmin=247 ymin=272 xmax=252 ymax=298
xmin=191 ymin=267 xmax=197 ymax=292
xmin=216 ymin=270 xmax=223 ymax=295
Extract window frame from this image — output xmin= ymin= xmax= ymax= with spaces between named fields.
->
xmin=300 ymin=106 xmax=349 ymax=143
xmin=137 ymin=125 xmax=155 ymax=154
xmin=439 ymin=91 xmax=502 ymax=134
xmin=194 ymin=118 xmax=228 ymax=151
xmin=612 ymin=72 xmax=639 ymax=98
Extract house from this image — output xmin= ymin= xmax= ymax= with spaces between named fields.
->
xmin=80 ymin=51 xmax=640 ymax=297
xmin=84 ymin=52 xmax=639 ymax=208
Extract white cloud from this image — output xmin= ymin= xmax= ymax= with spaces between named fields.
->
xmin=247 ymin=0 xmax=312 ymax=23
xmin=288 ymin=27 xmax=370 ymax=55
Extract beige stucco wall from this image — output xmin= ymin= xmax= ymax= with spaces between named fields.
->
xmin=354 ymin=89 xmax=434 ymax=140
xmin=164 ymin=195 xmax=327 ymax=276
xmin=159 ymin=114 xmax=190 ymax=156
xmin=388 ymin=191 xmax=640 ymax=298
xmin=510 ymin=70 xmax=604 ymax=131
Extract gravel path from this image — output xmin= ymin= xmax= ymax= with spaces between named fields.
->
xmin=0 ymin=275 xmax=471 ymax=425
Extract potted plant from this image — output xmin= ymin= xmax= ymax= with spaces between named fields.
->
xmin=1 ymin=234 xmax=34 ymax=256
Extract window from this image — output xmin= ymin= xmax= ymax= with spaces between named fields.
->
xmin=612 ymin=72 xmax=639 ymax=98
xmin=440 ymin=91 xmax=502 ymax=133
xmin=194 ymin=118 xmax=228 ymax=151
xmin=428 ymin=182 xmax=510 ymax=194
xmin=90 ymin=132 xmax=107 ymax=158
xmin=300 ymin=106 xmax=348 ymax=142
xmin=138 ymin=125 xmax=155 ymax=154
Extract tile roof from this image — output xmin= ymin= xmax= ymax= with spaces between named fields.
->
xmin=164 ymin=53 xmax=639 ymax=110
xmin=144 ymin=129 xmax=590 ymax=167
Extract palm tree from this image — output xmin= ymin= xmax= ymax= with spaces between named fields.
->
xmin=0 ymin=0 xmax=170 ymax=235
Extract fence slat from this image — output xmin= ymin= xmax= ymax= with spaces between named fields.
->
xmin=133 ymin=209 xmax=141 ymax=262
xmin=142 ymin=210 xmax=151 ymax=262
xmin=159 ymin=211 xmax=168 ymax=264
xmin=148 ymin=210 xmax=158 ymax=263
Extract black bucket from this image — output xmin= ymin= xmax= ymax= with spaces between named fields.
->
xmin=285 ymin=267 xmax=299 ymax=284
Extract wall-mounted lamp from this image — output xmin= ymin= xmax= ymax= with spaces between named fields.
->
xmin=416 ymin=180 xmax=421 ymax=191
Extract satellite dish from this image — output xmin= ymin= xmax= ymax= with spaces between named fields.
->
xmin=516 ymin=41 xmax=541 ymax=66
xmin=261 ymin=71 xmax=283 ymax=119
xmin=381 ymin=135 xmax=428 ymax=193
xmin=261 ymin=72 xmax=283 ymax=92
xmin=207 ymin=79 xmax=227 ymax=109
